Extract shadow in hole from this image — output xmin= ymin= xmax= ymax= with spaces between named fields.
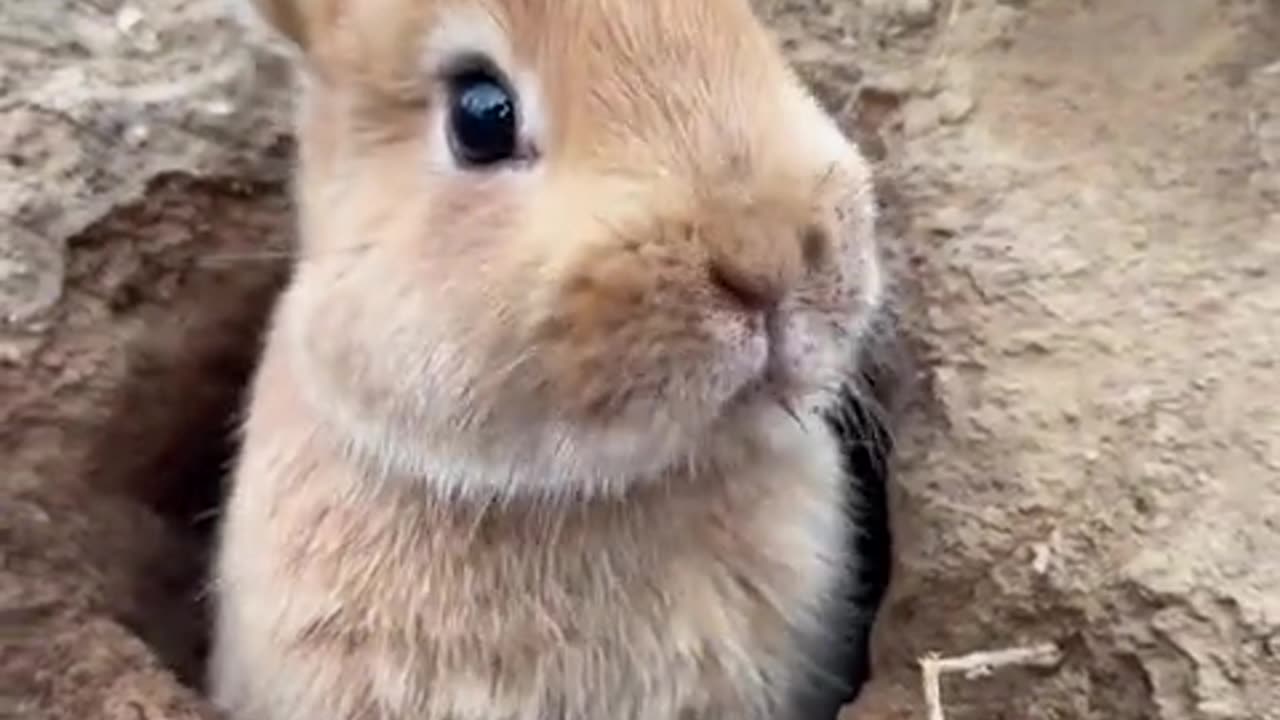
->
xmin=836 ymin=376 xmax=896 ymax=703
xmin=82 ymin=264 xmax=286 ymax=688
xmin=793 ymin=326 xmax=900 ymax=718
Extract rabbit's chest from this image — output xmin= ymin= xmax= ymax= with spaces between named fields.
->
xmin=414 ymin=444 xmax=851 ymax=719
xmin=230 ymin=422 xmax=852 ymax=720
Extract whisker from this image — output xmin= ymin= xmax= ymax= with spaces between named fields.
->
xmin=815 ymin=161 xmax=839 ymax=194
xmin=191 ymin=506 xmax=222 ymax=524
xmin=196 ymin=251 xmax=295 ymax=266
xmin=195 ymin=241 xmax=379 ymax=268
xmin=773 ymin=390 xmax=806 ymax=430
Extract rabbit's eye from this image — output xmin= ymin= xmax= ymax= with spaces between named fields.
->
xmin=447 ymin=70 xmax=518 ymax=168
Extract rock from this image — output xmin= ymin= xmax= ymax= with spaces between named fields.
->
xmin=0 ymin=0 xmax=290 ymax=330
xmin=2 ymin=0 xmax=1278 ymax=719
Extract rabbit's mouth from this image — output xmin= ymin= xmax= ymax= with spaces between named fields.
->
xmin=717 ymin=301 xmax=839 ymax=412
xmin=725 ymin=374 xmax=803 ymax=426
xmin=719 ymin=333 xmax=820 ymax=424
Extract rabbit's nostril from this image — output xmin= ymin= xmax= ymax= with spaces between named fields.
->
xmin=800 ymin=224 xmax=830 ymax=271
xmin=708 ymin=259 xmax=781 ymax=313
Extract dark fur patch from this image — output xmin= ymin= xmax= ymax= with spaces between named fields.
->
xmin=786 ymin=379 xmax=894 ymax=719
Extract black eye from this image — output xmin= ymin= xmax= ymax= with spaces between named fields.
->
xmin=447 ymin=70 xmax=519 ymax=168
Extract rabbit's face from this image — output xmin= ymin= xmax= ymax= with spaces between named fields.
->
xmin=268 ymin=0 xmax=882 ymax=496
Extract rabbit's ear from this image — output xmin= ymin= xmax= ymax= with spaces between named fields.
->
xmin=232 ymin=0 xmax=314 ymax=54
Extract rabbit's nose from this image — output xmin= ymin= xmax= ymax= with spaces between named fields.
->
xmin=708 ymin=256 xmax=783 ymax=313
xmin=700 ymin=213 xmax=812 ymax=313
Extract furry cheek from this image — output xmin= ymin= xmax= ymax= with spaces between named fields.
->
xmin=523 ymin=252 xmax=763 ymax=433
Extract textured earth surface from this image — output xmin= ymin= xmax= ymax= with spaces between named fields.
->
xmin=2 ymin=1 xmax=1278 ymax=719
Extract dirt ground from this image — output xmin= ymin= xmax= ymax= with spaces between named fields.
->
xmin=2 ymin=1 xmax=1278 ymax=719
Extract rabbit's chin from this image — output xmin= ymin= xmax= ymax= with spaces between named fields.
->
xmin=288 ymin=334 xmax=838 ymax=502
xmin=319 ymin=386 xmax=826 ymax=502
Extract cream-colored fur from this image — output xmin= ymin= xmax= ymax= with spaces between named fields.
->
xmin=211 ymin=0 xmax=883 ymax=718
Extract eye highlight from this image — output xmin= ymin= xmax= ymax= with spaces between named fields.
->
xmin=446 ymin=67 xmax=519 ymax=168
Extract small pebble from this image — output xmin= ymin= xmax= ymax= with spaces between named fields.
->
xmin=937 ymin=89 xmax=976 ymax=124
xmin=115 ymin=4 xmax=161 ymax=53
xmin=899 ymin=0 xmax=936 ymax=25
xmin=115 ymin=5 xmax=144 ymax=34
xmin=205 ymin=98 xmax=235 ymax=117
xmin=124 ymin=123 xmax=150 ymax=147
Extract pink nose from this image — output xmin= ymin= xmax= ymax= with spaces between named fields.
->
xmin=708 ymin=257 xmax=784 ymax=313
xmin=694 ymin=198 xmax=822 ymax=316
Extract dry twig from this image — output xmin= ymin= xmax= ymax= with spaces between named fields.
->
xmin=919 ymin=643 xmax=1063 ymax=720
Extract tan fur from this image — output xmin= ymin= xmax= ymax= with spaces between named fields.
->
xmin=212 ymin=0 xmax=883 ymax=718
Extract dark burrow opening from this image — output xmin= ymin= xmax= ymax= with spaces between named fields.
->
xmin=79 ymin=175 xmax=898 ymax=716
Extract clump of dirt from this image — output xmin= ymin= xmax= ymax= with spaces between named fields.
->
xmin=0 ymin=173 xmax=292 ymax=719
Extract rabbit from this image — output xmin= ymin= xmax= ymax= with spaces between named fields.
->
xmin=209 ymin=1 xmax=890 ymax=719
